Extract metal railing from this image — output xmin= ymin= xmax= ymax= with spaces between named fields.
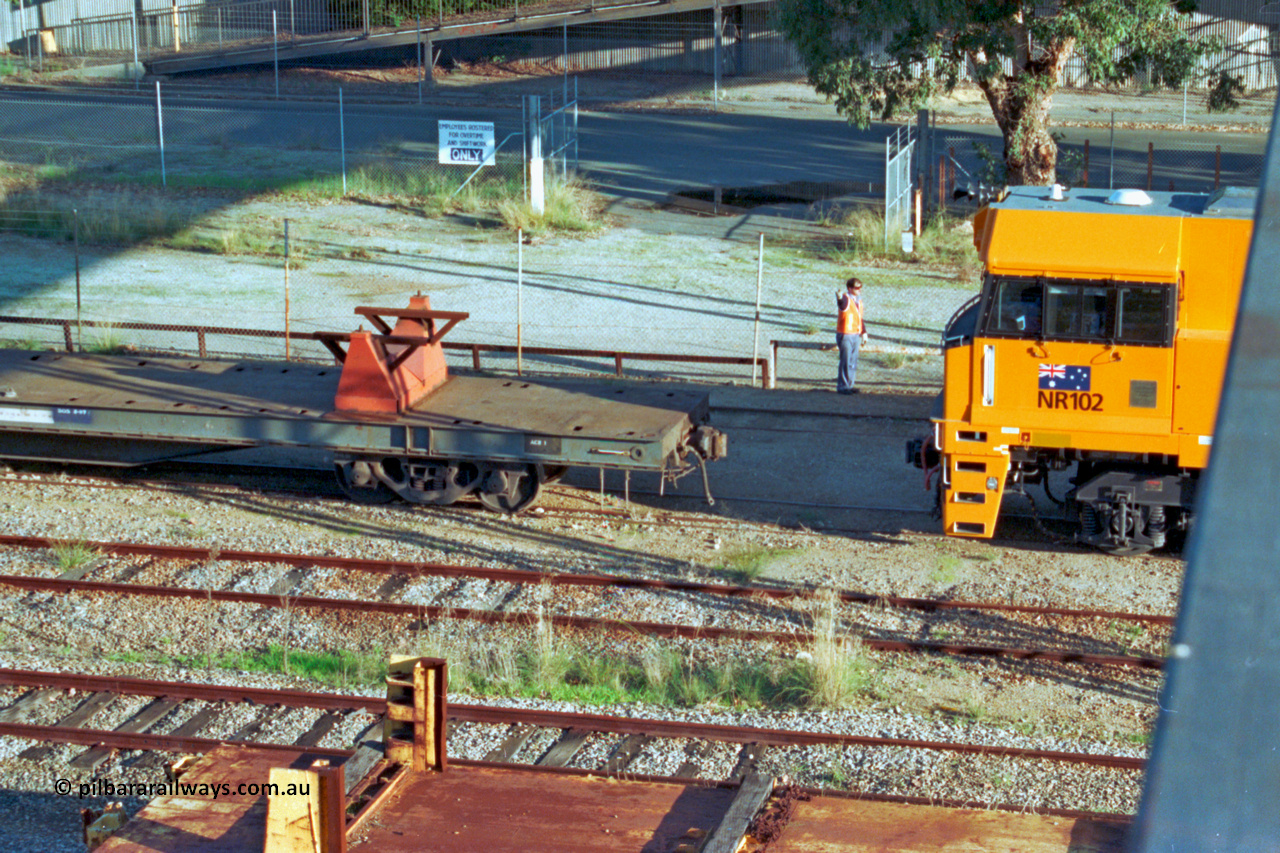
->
xmin=0 ymin=316 xmax=771 ymax=387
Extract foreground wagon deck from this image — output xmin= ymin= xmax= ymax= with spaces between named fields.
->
xmin=89 ymin=658 xmax=1128 ymax=853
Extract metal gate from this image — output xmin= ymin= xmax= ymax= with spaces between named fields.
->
xmin=884 ymin=124 xmax=915 ymax=249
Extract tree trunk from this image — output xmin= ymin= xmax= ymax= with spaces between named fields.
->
xmin=972 ymin=37 xmax=1075 ymax=186
xmin=987 ymin=83 xmax=1057 ymax=185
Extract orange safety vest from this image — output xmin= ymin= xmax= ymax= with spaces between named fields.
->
xmin=837 ymin=292 xmax=864 ymax=335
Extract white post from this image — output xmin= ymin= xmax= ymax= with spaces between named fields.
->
xmin=154 ymin=81 xmax=166 ymax=187
xmin=751 ymin=232 xmax=763 ymax=386
xmin=131 ymin=6 xmax=140 ymax=89
xmin=527 ymin=95 xmax=544 ymax=214
xmin=339 ymin=87 xmax=347 ymax=195
xmin=284 ymin=219 xmax=291 ymax=360
xmin=713 ymin=0 xmax=721 ymax=109
xmin=517 ymin=228 xmax=524 ymax=375
xmin=273 ymin=10 xmax=279 ymax=99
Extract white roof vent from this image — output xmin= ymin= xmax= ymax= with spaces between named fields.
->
xmin=1106 ymin=189 xmax=1153 ymax=206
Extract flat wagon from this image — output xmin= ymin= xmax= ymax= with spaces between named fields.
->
xmin=0 ymin=296 xmax=727 ymax=513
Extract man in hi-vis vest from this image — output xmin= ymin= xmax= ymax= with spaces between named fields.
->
xmin=835 ymin=277 xmax=867 ymax=394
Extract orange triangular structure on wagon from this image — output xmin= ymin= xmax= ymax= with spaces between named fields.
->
xmin=329 ymin=295 xmax=469 ymax=414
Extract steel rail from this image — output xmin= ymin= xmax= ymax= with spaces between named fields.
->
xmin=0 ymin=534 xmax=1175 ymax=626
xmin=0 ymin=668 xmax=1145 ymax=770
xmin=0 ymin=667 xmax=385 ymax=713
xmin=446 ymin=706 xmax=1147 ymax=770
xmin=0 ymin=721 xmax=1134 ymax=823
xmin=0 ymin=572 xmax=1166 ymax=669
xmin=0 ymin=721 xmax=351 ymax=759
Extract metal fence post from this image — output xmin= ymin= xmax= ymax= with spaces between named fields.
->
xmin=339 ymin=87 xmax=347 ymax=195
xmin=284 ymin=219 xmax=291 ymax=360
xmin=18 ymin=0 xmax=26 ymax=71
xmin=154 ymin=81 xmax=166 ymax=187
xmin=417 ymin=19 xmax=422 ymax=103
xmin=131 ymin=6 xmax=140 ymax=90
xmin=362 ymin=0 xmax=369 ymax=36
xmin=712 ymin=0 xmax=721 ymax=109
xmin=527 ymin=95 xmax=544 ymax=214
xmin=517 ymin=228 xmax=524 ymax=375
xmin=883 ymin=134 xmax=891 ymax=248
xmin=752 ymin=232 xmax=763 ymax=386
xmin=74 ymin=208 xmax=82 ymax=352
xmin=1109 ymin=111 xmax=1115 ymax=189
xmin=273 ymin=10 xmax=279 ymax=99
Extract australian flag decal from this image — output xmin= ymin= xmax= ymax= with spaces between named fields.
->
xmin=1039 ymin=364 xmax=1091 ymax=391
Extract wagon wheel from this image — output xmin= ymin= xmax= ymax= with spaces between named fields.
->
xmin=477 ymin=464 xmax=542 ymax=514
xmin=334 ymin=460 xmax=397 ymax=505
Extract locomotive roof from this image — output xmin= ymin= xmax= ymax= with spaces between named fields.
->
xmin=992 ymin=185 xmax=1255 ymax=219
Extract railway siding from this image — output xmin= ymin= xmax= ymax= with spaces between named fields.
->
xmin=0 ymin=393 xmax=1177 ymax=850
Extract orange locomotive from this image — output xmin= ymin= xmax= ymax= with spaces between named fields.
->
xmin=909 ymin=185 xmax=1254 ymax=554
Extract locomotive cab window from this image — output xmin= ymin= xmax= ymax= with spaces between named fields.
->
xmin=981 ymin=276 xmax=1173 ymax=346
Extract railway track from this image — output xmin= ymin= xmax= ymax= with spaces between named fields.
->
xmin=0 ymin=667 xmax=1141 ymax=819
xmin=0 ymin=463 xmax=1121 ymax=548
xmin=0 ymin=535 xmax=1170 ymax=668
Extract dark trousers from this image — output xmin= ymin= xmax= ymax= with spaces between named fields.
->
xmin=836 ymin=332 xmax=861 ymax=392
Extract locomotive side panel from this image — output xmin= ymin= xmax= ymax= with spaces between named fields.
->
xmin=1171 ymin=215 xmax=1253 ymax=466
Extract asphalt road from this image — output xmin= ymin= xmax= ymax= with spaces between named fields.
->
xmin=0 ymin=87 xmax=1267 ymax=202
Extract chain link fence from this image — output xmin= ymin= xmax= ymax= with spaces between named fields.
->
xmin=0 ymin=81 xmax=1272 ymax=393
xmin=929 ymin=99 xmax=1271 ymax=208
xmin=0 ymin=207 xmax=961 ymax=389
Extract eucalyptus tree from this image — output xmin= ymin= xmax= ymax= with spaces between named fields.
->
xmin=778 ymin=0 xmax=1211 ymax=184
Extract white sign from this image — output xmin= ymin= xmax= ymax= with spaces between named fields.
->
xmin=438 ymin=121 xmax=496 ymax=167
xmin=0 ymin=407 xmax=53 ymax=424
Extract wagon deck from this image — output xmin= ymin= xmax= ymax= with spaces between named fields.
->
xmin=0 ymin=350 xmax=712 ymax=471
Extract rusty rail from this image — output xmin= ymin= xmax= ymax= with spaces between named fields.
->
xmin=0 ymin=668 xmax=1145 ymax=769
xmin=0 ymin=569 xmax=1167 ymax=669
xmin=0 ymin=535 xmax=1175 ymax=626
xmin=0 ymin=721 xmax=352 ymax=759
xmin=0 ymin=315 xmax=770 ymax=388
xmin=0 ymin=667 xmax=386 ymax=712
